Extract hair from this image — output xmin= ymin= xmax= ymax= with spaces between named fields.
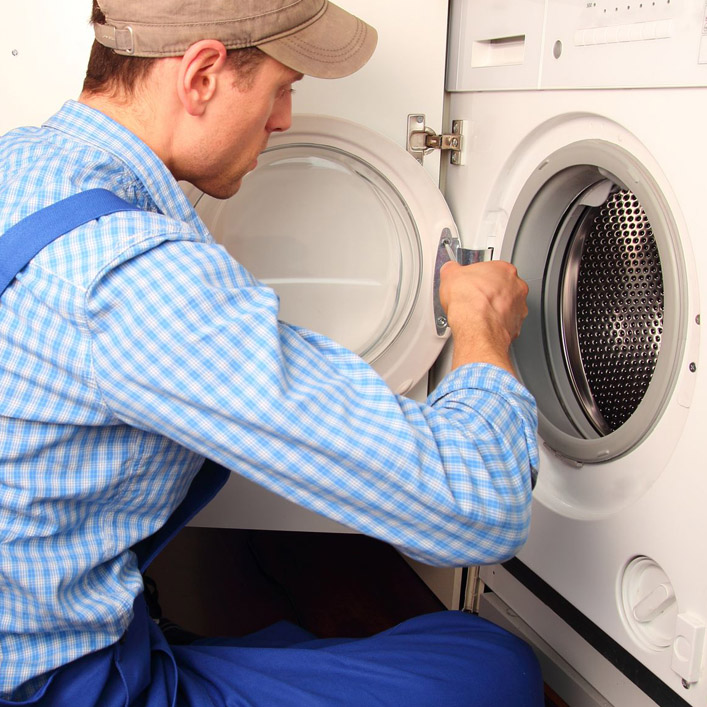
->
xmin=82 ymin=1 xmax=267 ymax=97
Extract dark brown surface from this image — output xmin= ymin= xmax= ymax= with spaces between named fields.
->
xmin=146 ymin=527 xmax=445 ymax=639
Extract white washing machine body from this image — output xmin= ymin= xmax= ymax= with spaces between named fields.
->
xmin=445 ymin=1 xmax=707 ymax=705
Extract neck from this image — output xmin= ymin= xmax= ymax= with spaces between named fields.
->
xmin=78 ymin=73 xmax=179 ymax=174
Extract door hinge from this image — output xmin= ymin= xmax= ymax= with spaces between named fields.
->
xmin=407 ymin=114 xmax=464 ymax=166
xmin=462 ymin=566 xmax=484 ymax=614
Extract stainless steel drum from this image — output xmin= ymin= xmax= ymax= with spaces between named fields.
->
xmin=561 ymin=189 xmax=664 ymax=435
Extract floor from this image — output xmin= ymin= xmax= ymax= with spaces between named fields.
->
xmin=147 ymin=527 xmax=566 ymax=706
xmin=147 ymin=527 xmax=446 ymax=639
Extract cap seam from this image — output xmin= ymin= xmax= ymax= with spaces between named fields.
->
xmin=278 ymin=20 xmax=367 ymax=59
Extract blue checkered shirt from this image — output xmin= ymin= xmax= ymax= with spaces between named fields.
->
xmin=0 ymin=100 xmax=538 ymax=698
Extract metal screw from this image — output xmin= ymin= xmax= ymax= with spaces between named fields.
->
xmin=12 ymin=49 xmax=18 ymax=56
xmin=696 ymin=314 xmax=701 ymax=325
xmin=436 ymin=316 xmax=448 ymax=328
xmin=416 ymin=115 xmax=424 ymax=124
xmin=682 ymin=679 xmax=691 ymax=690
xmin=689 ymin=362 xmax=697 ymax=373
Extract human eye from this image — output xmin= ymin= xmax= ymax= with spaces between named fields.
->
xmin=279 ymin=73 xmax=303 ymax=98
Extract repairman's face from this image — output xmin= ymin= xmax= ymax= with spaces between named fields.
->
xmin=196 ymin=56 xmax=303 ymax=199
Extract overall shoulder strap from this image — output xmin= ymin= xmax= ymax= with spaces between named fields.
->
xmin=0 ymin=189 xmax=230 ymax=567
xmin=0 ymin=188 xmax=141 ymax=296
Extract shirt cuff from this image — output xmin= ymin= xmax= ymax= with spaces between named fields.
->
xmin=428 ymin=362 xmax=540 ymax=487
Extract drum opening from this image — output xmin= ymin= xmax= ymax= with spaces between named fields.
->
xmin=506 ymin=141 xmax=685 ymax=464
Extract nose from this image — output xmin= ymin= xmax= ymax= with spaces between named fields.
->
xmin=266 ymin=92 xmax=293 ymax=134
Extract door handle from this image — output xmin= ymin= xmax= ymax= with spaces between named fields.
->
xmin=433 ymin=228 xmax=493 ymax=334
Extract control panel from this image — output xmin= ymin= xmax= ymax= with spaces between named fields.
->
xmin=447 ymin=0 xmax=707 ymax=90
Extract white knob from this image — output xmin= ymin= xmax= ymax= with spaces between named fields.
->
xmin=632 ymin=583 xmax=676 ymax=623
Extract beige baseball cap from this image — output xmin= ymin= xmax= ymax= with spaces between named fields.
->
xmin=93 ymin=0 xmax=377 ymax=79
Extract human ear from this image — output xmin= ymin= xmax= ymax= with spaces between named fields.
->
xmin=177 ymin=39 xmax=228 ymax=116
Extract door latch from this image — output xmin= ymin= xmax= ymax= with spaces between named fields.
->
xmin=407 ymin=115 xmax=464 ymax=165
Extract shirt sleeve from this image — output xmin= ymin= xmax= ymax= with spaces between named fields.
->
xmin=86 ymin=237 xmax=538 ymax=567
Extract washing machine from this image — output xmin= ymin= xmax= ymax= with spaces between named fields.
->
xmin=443 ymin=1 xmax=707 ymax=706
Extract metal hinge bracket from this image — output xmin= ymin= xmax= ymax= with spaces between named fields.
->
xmin=462 ymin=566 xmax=484 ymax=614
xmin=407 ymin=114 xmax=464 ymax=166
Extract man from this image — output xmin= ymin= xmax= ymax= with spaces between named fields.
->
xmin=0 ymin=1 xmax=542 ymax=704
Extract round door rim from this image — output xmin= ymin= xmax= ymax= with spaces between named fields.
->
xmin=207 ymin=114 xmax=457 ymax=395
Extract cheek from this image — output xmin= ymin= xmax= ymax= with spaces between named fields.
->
xmin=240 ymin=101 xmax=275 ymax=138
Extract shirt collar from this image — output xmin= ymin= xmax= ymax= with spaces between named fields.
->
xmin=43 ymin=100 xmax=211 ymax=241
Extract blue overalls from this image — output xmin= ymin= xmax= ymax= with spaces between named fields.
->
xmin=0 ymin=192 xmax=543 ymax=706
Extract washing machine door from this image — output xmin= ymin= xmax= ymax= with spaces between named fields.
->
xmin=192 ymin=114 xmax=456 ymax=395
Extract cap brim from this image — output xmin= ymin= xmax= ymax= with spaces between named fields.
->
xmin=257 ymin=1 xmax=377 ymax=79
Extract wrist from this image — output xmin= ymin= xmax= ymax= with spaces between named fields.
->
xmin=447 ymin=312 xmax=517 ymax=376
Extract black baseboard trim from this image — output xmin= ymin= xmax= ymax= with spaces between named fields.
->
xmin=501 ymin=557 xmax=693 ymax=707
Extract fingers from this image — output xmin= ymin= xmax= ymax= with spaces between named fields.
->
xmin=439 ymin=260 xmax=529 ymax=343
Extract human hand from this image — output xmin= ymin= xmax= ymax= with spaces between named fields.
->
xmin=438 ymin=260 xmax=529 ymax=376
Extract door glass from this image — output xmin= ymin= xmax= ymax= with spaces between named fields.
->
xmin=195 ymin=144 xmax=422 ymax=363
